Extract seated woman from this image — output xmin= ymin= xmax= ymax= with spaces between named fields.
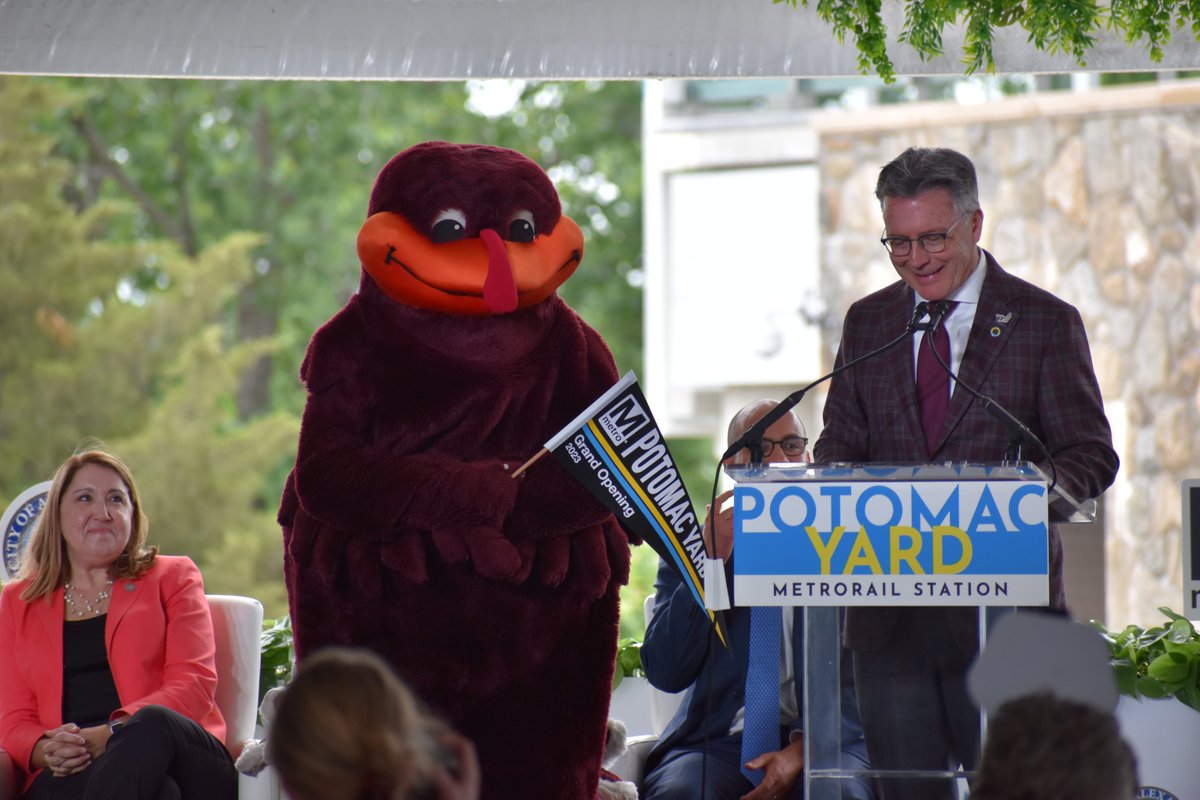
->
xmin=269 ymin=647 xmax=480 ymax=800
xmin=0 ymin=449 xmax=236 ymax=800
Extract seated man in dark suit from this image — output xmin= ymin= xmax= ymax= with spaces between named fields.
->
xmin=640 ymin=400 xmax=875 ymax=800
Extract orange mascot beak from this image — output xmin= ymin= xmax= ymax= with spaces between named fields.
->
xmin=357 ymin=212 xmax=584 ymax=317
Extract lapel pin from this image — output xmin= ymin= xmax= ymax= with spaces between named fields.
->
xmin=124 ymin=582 xmax=136 ymax=592
xmin=991 ymin=312 xmax=1012 ymax=338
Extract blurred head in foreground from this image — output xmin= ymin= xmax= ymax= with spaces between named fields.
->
xmin=269 ymin=647 xmax=480 ymax=800
xmin=971 ymin=692 xmax=1137 ymax=800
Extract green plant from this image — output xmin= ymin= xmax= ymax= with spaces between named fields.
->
xmin=258 ymin=614 xmax=295 ymax=706
xmin=1092 ymin=607 xmax=1200 ymax=713
xmin=773 ymin=0 xmax=1200 ymax=83
xmin=612 ymin=637 xmax=645 ymax=691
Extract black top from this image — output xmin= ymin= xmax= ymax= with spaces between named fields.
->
xmin=62 ymin=615 xmax=121 ymax=728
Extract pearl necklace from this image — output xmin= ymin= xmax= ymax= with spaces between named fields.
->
xmin=64 ymin=579 xmax=114 ymax=618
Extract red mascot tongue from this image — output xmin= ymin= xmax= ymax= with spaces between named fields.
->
xmin=480 ymin=228 xmax=518 ymax=313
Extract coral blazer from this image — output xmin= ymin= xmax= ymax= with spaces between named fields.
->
xmin=0 ymin=555 xmax=226 ymax=791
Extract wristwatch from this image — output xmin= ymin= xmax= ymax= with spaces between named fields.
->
xmin=108 ymin=719 xmax=126 ymax=735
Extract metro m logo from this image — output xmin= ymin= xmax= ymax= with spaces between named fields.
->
xmin=598 ymin=393 xmax=650 ymax=445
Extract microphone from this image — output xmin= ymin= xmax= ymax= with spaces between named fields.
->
xmin=722 ymin=300 xmax=934 ymax=463
xmin=982 ymin=398 xmax=1041 ymax=459
xmin=919 ymin=308 xmax=1059 ymax=492
xmin=911 ymin=300 xmax=933 ymax=330
xmin=924 ymin=299 xmax=953 ymax=333
xmin=704 ymin=300 xmax=935 ymax=600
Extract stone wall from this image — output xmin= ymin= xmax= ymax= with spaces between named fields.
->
xmin=810 ymin=81 xmax=1200 ymax=627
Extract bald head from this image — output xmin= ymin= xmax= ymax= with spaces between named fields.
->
xmin=726 ymin=400 xmax=809 ymax=465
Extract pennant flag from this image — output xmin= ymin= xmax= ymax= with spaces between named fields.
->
xmin=545 ymin=370 xmax=727 ymax=645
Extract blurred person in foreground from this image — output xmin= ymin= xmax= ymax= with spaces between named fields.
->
xmin=971 ymin=692 xmax=1137 ymax=800
xmin=269 ymin=646 xmax=480 ymax=800
xmin=814 ymin=146 xmax=1118 ymax=799
xmin=640 ymin=400 xmax=874 ymax=800
xmin=0 ymin=449 xmax=236 ymax=800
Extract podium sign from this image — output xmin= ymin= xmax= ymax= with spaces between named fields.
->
xmin=729 ymin=464 xmax=1049 ymax=607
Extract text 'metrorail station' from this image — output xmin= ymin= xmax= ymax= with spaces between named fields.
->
xmin=731 ymin=475 xmax=1049 ymax=607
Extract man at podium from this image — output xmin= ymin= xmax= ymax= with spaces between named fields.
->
xmin=814 ymin=147 xmax=1118 ymax=800
xmin=641 ymin=400 xmax=874 ymax=800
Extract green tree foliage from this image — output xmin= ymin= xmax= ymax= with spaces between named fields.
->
xmin=5 ymin=76 xmax=665 ymax=623
xmin=0 ymin=79 xmax=138 ymax=485
xmin=112 ymin=321 xmax=298 ymax=613
xmin=6 ymin=75 xmax=706 ymax=636
xmin=50 ymin=78 xmax=645 ymax=420
xmin=775 ymin=0 xmax=1200 ymax=82
xmin=0 ymin=78 xmax=297 ymax=613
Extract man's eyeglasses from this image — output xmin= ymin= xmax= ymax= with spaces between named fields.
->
xmin=880 ymin=211 xmax=971 ymax=257
xmin=761 ymin=436 xmax=809 ymax=458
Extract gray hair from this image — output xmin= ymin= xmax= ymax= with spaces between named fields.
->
xmin=875 ymin=147 xmax=980 ymax=216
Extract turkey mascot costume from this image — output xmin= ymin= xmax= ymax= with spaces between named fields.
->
xmin=278 ymin=141 xmax=636 ymax=800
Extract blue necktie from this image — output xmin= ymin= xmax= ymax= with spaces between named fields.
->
xmin=741 ymin=606 xmax=781 ymax=785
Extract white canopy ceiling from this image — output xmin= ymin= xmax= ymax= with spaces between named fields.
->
xmin=1 ymin=0 xmax=1198 ymax=80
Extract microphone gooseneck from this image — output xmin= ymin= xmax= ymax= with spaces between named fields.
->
xmin=921 ymin=307 xmax=1059 ymax=492
xmin=722 ymin=300 xmax=934 ymax=464
xmin=707 ymin=299 xmax=938 ymax=571
xmin=923 ymin=299 xmax=952 ymax=333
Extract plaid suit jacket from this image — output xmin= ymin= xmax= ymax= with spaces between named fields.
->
xmin=814 ymin=251 xmax=1118 ymax=653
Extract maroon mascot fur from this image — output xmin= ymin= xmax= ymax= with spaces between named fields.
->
xmin=278 ymin=141 xmax=634 ymax=800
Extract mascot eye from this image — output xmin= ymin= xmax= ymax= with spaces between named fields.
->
xmin=431 ymin=209 xmax=467 ymax=243
xmin=508 ymin=211 xmax=536 ymax=243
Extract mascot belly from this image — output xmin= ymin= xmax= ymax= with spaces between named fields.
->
xmin=279 ymin=141 xmax=632 ymax=800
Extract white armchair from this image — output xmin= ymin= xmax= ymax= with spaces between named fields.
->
xmin=607 ymin=595 xmax=685 ymax=786
xmin=0 ymin=594 xmax=263 ymax=800
xmin=207 ymin=594 xmax=263 ymax=757
xmin=206 ymin=594 xmax=280 ymax=800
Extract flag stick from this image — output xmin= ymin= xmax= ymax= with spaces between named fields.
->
xmin=511 ymin=448 xmax=548 ymax=478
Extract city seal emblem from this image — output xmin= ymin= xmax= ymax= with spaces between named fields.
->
xmin=1 ymin=481 xmax=52 ymax=581
xmin=1137 ymin=787 xmax=1180 ymax=799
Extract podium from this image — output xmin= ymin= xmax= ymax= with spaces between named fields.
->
xmin=717 ymin=461 xmax=1092 ymax=798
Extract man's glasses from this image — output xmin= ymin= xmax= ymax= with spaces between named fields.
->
xmin=761 ymin=436 xmax=809 ymax=458
xmin=880 ymin=211 xmax=971 ymax=257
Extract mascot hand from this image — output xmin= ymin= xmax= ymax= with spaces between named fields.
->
xmin=536 ymin=536 xmax=569 ymax=588
xmin=432 ymin=526 xmax=526 ymax=581
xmin=381 ymin=536 xmax=431 ymax=584
xmin=570 ymin=526 xmax=613 ymax=600
xmin=346 ymin=538 xmax=384 ymax=599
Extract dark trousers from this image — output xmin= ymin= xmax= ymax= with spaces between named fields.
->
xmin=641 ymin=733 xmax=803 ymax=800
xmin=26 ymin=706 xmax=236 ymax=800
xmin=853 ymin=609 xmax=979 ymax=800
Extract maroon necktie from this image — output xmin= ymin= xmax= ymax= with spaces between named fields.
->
xmin=917 ymin=302 xmax=956 ymax=455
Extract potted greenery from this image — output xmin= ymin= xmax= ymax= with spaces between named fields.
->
xmin=258 ymin=615 xmax=295 ymax=708
xmin=1092 ymin=607 xmax=1200 ymax=711
xmin=611 ymin=637 xmax=644 ymax=691
xmin=1092 ymin=607 xmax=1200 ymax=799
xmin=609 ymin=637 xmax=655 ymax=736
